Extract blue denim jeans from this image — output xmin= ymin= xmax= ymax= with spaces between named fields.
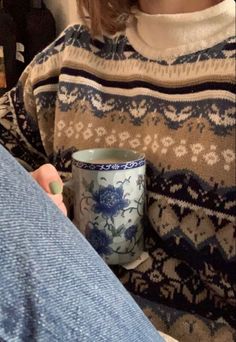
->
xmin=0 ymin=146 xmax=163 ymax=342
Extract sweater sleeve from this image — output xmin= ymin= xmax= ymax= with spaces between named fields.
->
xmin=0 ymin=23 xmax=89 ymax=171
xmin=0 ymin=60 xmax=49 ymax=171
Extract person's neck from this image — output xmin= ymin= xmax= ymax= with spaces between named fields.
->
xmin=138 ymin=0 xmax=222 ymax=14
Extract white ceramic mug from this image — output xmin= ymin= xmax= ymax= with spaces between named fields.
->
xmin=69 ymin=148 xmax=146 ymax=265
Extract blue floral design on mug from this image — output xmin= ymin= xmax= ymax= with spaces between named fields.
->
xmin=79 ymin=175 xmax=145 ymax=264
xmin=85 ymin=223 xmax=112 ymax=256
xmin=71 ymin=148 xmax=146 ymax=265
xmin=92 ymin=185 xmax=129 ymax=217
xmin=124 ymin=224 xmax=138 ymax=241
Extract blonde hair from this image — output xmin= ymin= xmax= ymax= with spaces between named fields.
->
xmin=78 ymin=0 xmax=137 ymax=36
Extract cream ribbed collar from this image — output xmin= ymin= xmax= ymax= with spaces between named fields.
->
xmin=126 ymin=0 xmax=235 ymax=59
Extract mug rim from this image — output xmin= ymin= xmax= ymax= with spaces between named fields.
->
xmin=72 ymin=148 xmax=145 ymax=164
xmin=72 ymin=148 xmax=145 ymax=171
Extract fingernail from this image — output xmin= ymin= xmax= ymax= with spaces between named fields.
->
xmin=49 ymin=181 xmax=63 ymax=194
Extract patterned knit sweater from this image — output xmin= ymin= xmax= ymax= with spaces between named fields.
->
xmin=0 ymin=0 xmax=235 ymax=337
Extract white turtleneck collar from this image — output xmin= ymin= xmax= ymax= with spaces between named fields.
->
xmin=126 ymin=0 xmax=235 ymax=59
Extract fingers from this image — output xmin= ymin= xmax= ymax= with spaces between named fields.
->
xmin=31 ymin=164 xmax=63 ymax=194
xmin=58 ymin=202 xmax=68 ymax=216
xmin=47 ymin=193 xmax=67 ymax=216
xmin=31 ymin=164 xmax=67 ymax=216
xmin=47 ymin=193 xmax=63 ymax=203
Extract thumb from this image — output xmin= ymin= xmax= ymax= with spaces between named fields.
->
xmin=31 ymin=164 xmax=63 ymax=194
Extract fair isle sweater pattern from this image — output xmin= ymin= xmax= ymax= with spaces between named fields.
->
xmin=0 ymin=23 xmax=235 ymax=333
